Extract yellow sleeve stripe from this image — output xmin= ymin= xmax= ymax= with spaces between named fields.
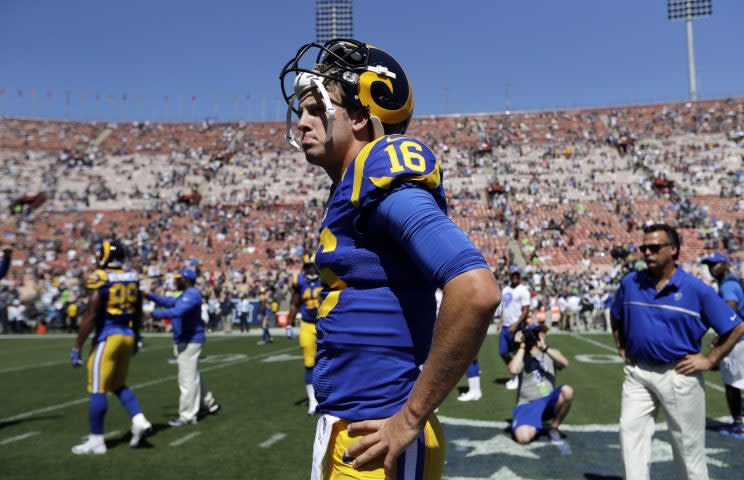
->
xmin=317 ymin=291 xmax=340 ymax=318
xmin=369 ymin=160 xmax=442 ymax=191
xmin=351 ymin=136 xmax=386 ymax=207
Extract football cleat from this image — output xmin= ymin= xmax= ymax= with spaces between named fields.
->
xmin=457 ymin=391 xmax=482 ymax=402
xmin=130 ymin=417 xmax=152 ymax=448
xmin=505 ymin=376 xmax=519 ymax=390
xmin=71 ymin=436 xmax=107 ymax=455
xmin=207 ymin=402 xmax=221 ymax=415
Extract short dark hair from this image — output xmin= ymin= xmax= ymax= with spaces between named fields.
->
xmin=643 ymin=224 xmax=681 ymax=260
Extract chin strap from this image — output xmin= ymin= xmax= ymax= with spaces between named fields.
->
xmin=285 ymin=73 xmax=337 ymax=151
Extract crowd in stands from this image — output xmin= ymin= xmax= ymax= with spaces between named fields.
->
xmin=1 ymin=97 xmax=743 ymax=331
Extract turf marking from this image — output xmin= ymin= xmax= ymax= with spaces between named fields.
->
xmin=0 ymin=345 xmax=296 ymax=424
xmin=1 ymin=431 xmax=40 ymax=445
xmin=570 ymin=333 xmax=726 ymax=392
xmin=438 ymin=415 xmax=732 ymax=433
xmin=259 ymin=432 xmax=287 ymax=448
xmin=80 ymin=430 xmax=120 ymax=440
xmin=169 ymin=431 xmax=201 ymax=446
xmin=0 ymin=360 xmax=67 ymax=374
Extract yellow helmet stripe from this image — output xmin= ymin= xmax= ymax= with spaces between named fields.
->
xmin=101 ymin=241 xmax=111 ymax=266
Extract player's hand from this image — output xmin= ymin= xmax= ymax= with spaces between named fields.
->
xmin=617 ymin=347 xmax=631 ymax=365
xmin=536 ymin=336 xmax=547 ymax=350
xmin=71 ymin=349 xmax=83 ymax=368
xmin=675 ymin=353 xmax=713 ymax=375
xmin=345 ymin=409 xmax=425 ymax=479
xmin=507 ymin=323 xmax=520 ymax=334
xmin=514 ymin=331 xmax=524 ymax=343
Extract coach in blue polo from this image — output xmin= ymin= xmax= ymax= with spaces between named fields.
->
xmin=611 ymin=224 xmax=744 ymax=480
xmin=148 ymin=269 xmax=220 ymax=426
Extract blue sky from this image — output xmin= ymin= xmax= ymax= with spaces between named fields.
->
xmin=1 ymin=0 xmax=742 ymax=122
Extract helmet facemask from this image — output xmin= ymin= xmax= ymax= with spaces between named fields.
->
xmin=279 ymin=39 xmax=412 ymax=151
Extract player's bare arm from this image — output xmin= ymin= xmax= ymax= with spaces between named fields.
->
xmin=74 ymin=290 xmax=102 ymax=352
xmin=287 ymin=289 xmax=301 ymax=325
xmin=345 ymin=268 xmax=500 ymax=476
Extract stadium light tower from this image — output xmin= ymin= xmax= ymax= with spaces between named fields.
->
xmin=667 ymin=0 xmax=712 ymax=101
xmin=316 ymin=0 xmax=353 ymax=44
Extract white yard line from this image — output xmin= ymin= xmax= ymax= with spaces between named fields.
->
xmin=259 ymin=433 xmax=287 ymax=448
xmin=79 ymin=430 xmax=121 ymax=440
xmin=438 ymin=415 xmax=732 ymax=433
xmin=0 ymin=346 xmax=296 ymax=424
xmin=0 ymin=360 xmax=67 ymax=374
xmin=1 ymin=431 xmax=39 ymax=445
xmin=570 ymin=333 xmax=727 ymax=392
xmin=0 ymin=336 xmax=240 ymax=375
xmin=169 ymin=431 xmax=201 ymax=447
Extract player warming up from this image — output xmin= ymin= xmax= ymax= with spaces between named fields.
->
xmin=280 ymin=38 xmax=501 ymax=479
xmin=70 ymin=240 xmax=152 ymax=454
xmin=288 ymin=254 xmax=323 ymax=415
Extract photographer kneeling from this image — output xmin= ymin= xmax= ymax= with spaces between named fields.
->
xmin=509 ymin=323 xmax=574 ymax=444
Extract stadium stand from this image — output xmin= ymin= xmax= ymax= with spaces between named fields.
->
xmin=1 ymin=97 xmax=743 ymax=330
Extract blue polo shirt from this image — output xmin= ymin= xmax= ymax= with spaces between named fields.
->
xmin=611 ymin=267 xmax=741 ymax=364
xmin=719 ymin=274 xmax=744 ymax=318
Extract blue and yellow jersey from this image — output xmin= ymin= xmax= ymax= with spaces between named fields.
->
xmin=314 ymin=134 xmax=446 ymax=420
xmin=292 ymin=272 xmax=322 ymax=323
xmin=86 ymin=268 xmax=139 ymax=343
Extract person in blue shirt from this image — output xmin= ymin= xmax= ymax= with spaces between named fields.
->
xmin=147 ymin=269 xmax=220 ymax=426
xmin=280 ymin=39 xmax=501 ymax=479
xmin=611 ymin=224 xmax=744 ymax=480
xmin=701 ymin=252 xmax=744 ymax=436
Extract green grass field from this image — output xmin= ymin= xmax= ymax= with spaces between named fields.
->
xmin=1 ymin=332 xmax=740 ymax=479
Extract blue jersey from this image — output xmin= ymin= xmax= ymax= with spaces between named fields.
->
xmin=611 ymin=267 xmax=742 ymax=364
xmin=719 ymin=275 xmax=744 ymax=318
xmin=293 ymin=272 xmax=322 ymax=323
xmin=86 ymin=268 xmax=139 ymax=343
xmin=314 ymin=134 xmax=448 ymax=420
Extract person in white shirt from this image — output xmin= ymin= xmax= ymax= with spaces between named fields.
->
xmin=238 ymin=295 xmax=252 ymax=333
xmin=496 ymin=267 xmax=531 ymax=390
xmin=566 ymin=291 xmax=581 ymax=331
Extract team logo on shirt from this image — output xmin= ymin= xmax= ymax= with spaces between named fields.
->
xmin=503 ymin=292 xmax=513 ymax=308
xmin=674 ymin=292 xmax=683 ymax=302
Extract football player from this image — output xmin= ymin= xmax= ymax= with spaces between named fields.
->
xmin=280 ymin=39 xmax=501 ymax=479
xmin=287 ymin=254 xmax=323 ymax=415
xmin=70 ymin=240 xmax=152 ymax=454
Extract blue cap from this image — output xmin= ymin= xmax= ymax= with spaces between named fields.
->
xmin=701 ymin=253 xmax=731 ymax=265
xmin=508 ymin=266 xmax=521 ymax=274
xmin=176 ymin=269 xmax=197 ymax=280
xmin=525 ymin=322 xmax=548 ymax=333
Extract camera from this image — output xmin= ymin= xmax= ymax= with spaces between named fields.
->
xmin=524 ymin=328 xmax=540 ymax=350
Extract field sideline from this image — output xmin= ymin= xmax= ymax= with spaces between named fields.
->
xmin=1 ymin=332 xmax=740 ymax=479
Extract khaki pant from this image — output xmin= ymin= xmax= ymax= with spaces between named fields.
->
xmin=619 ymin=362 xmax=708 ymax=480
xmin=176 ymin=343 xmax=215 ymax=421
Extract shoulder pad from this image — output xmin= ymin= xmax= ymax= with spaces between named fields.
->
xmin=350 ymin=135 xmax=442 ymax=209
xmin=86 ymin=269 xmax=107 ymax=289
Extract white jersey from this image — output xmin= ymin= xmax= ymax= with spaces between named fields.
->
xmin=501 ymin=283 xmax=531 ymax=327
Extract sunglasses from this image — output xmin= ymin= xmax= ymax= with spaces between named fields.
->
xmin=639 ymin=243 xmax=670 ymax=254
